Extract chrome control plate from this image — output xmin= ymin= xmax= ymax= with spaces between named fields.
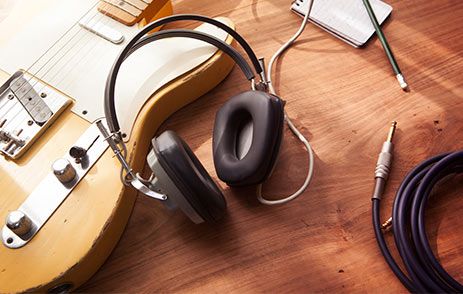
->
xmin=0 ymin=71 xmax=71 ymax=159
xmin=2 ymin=122 xmax=109 ymax=248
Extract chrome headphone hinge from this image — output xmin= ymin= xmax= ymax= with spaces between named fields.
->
xmin=131 ymin=177 xmax=167 ymax=200
xmin=96 ymin=120 xmax=167 ymax=201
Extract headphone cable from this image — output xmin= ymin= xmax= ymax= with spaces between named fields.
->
xmin=257 ymin=0 xmax=315 ymax=205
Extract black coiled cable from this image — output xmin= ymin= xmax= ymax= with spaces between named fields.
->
xmin=373 ymin=150 xmax=463 ymax=292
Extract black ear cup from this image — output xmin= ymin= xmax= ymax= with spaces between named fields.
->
xmin=213 ymin=90 xmax=285 ymax=186
xmin=150 ymin=131 xmax=227 ymax=223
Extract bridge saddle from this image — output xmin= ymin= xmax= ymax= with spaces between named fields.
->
xmin=0 ymin=71 xmax=71 ymax=159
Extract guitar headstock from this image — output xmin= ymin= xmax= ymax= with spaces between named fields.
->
xmin=98 ymin=0 xmax=172 ymax=26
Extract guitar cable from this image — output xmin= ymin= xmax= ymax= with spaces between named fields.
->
xmin=371 ymin=122 xmax=463 ymax=292
xmin=256 ymin=0 xmax=315 ymax=205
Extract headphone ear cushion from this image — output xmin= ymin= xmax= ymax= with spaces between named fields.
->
xmin=152 ymin=131 xmax=227 ymax=222
xmin=213 ymin=90 xmax=285 ymax=186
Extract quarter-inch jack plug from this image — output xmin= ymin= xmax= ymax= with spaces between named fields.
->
xmin=372 ymin=121 xmax=397 ymax=201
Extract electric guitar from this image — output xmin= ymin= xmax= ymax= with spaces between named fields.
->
xmin=0 ymin=0 xmax=235 ymax=292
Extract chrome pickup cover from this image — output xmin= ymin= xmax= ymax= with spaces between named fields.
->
xmin=10 ymin=75 xmax=53 ymax=125
xmin=0 ymin=71 xmax=71 ymax=159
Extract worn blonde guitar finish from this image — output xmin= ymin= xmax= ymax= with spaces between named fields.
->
xmin=0 ymin=16 xmax=235 ymax=293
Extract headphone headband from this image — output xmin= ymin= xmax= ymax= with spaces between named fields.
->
xmin=105 ymin=15 xmax=262 ymax=133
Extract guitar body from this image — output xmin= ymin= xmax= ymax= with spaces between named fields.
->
xmin=0 ymin=2 xmax=235 ymax=292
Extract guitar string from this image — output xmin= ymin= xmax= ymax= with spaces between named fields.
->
xmin=44 ymin=1 xmax=126 ymax=90
xmin=45 ymin=22 xmax=112 ymax=91
xmin=0 ymin=36 xmax=109 ymax=131
xmin=53 ymin=0 xmax=146 ymax=82
xmin=31 ymin=0 xmax=149 ymax=124
xmin=0 ymin=0 xmax=118 ymax=113
xmin=5 ymin=7 xmax=118 ymax=133
xmin=0 ymin=1 xmax=126 ymax=132
xmin=13 ymin=1 xmax=102 ymax=85
xmin=0 ymin=0 xmax=112 ymax=118
xmin=10 ymin=11 xmax=119 ymax=132
xmin=0 ymin=19 xmax=113 ymax=133
xmin=27 ymin=0 xmax=121 ymax=91
xmin=23 ymin=8 xmax=116 ymax=103
xmin=0 ymin=0 xmax=123 ymax=109
xmin=2 ymin=1 xmax=106 ymax=104
xmin=34 ymin=0 xmax=131 ymax=114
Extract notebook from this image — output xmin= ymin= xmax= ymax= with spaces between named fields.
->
xmin=291 ymin=0 xmax=392 ymax=47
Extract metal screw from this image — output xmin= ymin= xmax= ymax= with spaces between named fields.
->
xmin=27 ymin=120 xmax=34 ymax=126
xmin=40 ymin=92 xmax=47 ymax=98
xmin=8 ymin=94 xmax=14 ymax=100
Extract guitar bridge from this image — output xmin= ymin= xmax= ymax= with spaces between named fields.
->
xmin=0 ymin=71 xmax=72 ymax=159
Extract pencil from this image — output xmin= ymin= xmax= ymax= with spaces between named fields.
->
xmin=362 ymin=0 xmax=408 ymax=91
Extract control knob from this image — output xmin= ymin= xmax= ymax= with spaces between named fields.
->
xmin=6 ymin=210 xmax=32 ymax=237
xmin=52 ymin=158 xmax=77 ymax=184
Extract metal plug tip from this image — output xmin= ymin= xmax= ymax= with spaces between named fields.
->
xmin=387 ymin=121 xmax=397 ymax=142
xmin=381 ymin=217 xmax=393 ymax=232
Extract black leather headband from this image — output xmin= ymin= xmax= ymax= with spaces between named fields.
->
xmin=104 ymin=15 xmax=261 ymax=133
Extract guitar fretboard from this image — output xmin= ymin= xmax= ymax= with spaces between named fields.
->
xmin=98 ymin=0 xmax=170 ymax=26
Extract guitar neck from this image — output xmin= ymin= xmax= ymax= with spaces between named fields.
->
xmin=98 ymin=0 xmax=172 ymax=26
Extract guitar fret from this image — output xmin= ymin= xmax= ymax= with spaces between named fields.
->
xmin=124 ymin=0 xmax=148 ymax=11
xmin=98 ymin=0 xmax=172 ymax=26
xmin=102 ymin=0 xmax=142 ymax=17
xmin=98 ymin=4 xmax=137 ymax=25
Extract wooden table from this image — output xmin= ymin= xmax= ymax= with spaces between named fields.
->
xmin=80 ymin=0 xmax=463 ymax=292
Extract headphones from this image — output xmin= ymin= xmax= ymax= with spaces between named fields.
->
xmin=102 ymin=14 xmax=286 ymax=223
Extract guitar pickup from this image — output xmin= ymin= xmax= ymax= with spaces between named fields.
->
xmin=10 ymin=75 xmax=53 ymax=125
xmin=0 ymin=71 xmax=71 ymax=159
xmin=79 ymin=18 xmax=125 ymax=44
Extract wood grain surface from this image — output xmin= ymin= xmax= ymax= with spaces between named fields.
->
xmin=79 ymin=0 xmax=463 ymax=292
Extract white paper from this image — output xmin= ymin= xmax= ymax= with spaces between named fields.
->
xmin=291 ymin=0 xmax=393 ymax=47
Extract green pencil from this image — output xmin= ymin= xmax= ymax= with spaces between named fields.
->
xmin=362 ymin=0 xmax=408 ymax=91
